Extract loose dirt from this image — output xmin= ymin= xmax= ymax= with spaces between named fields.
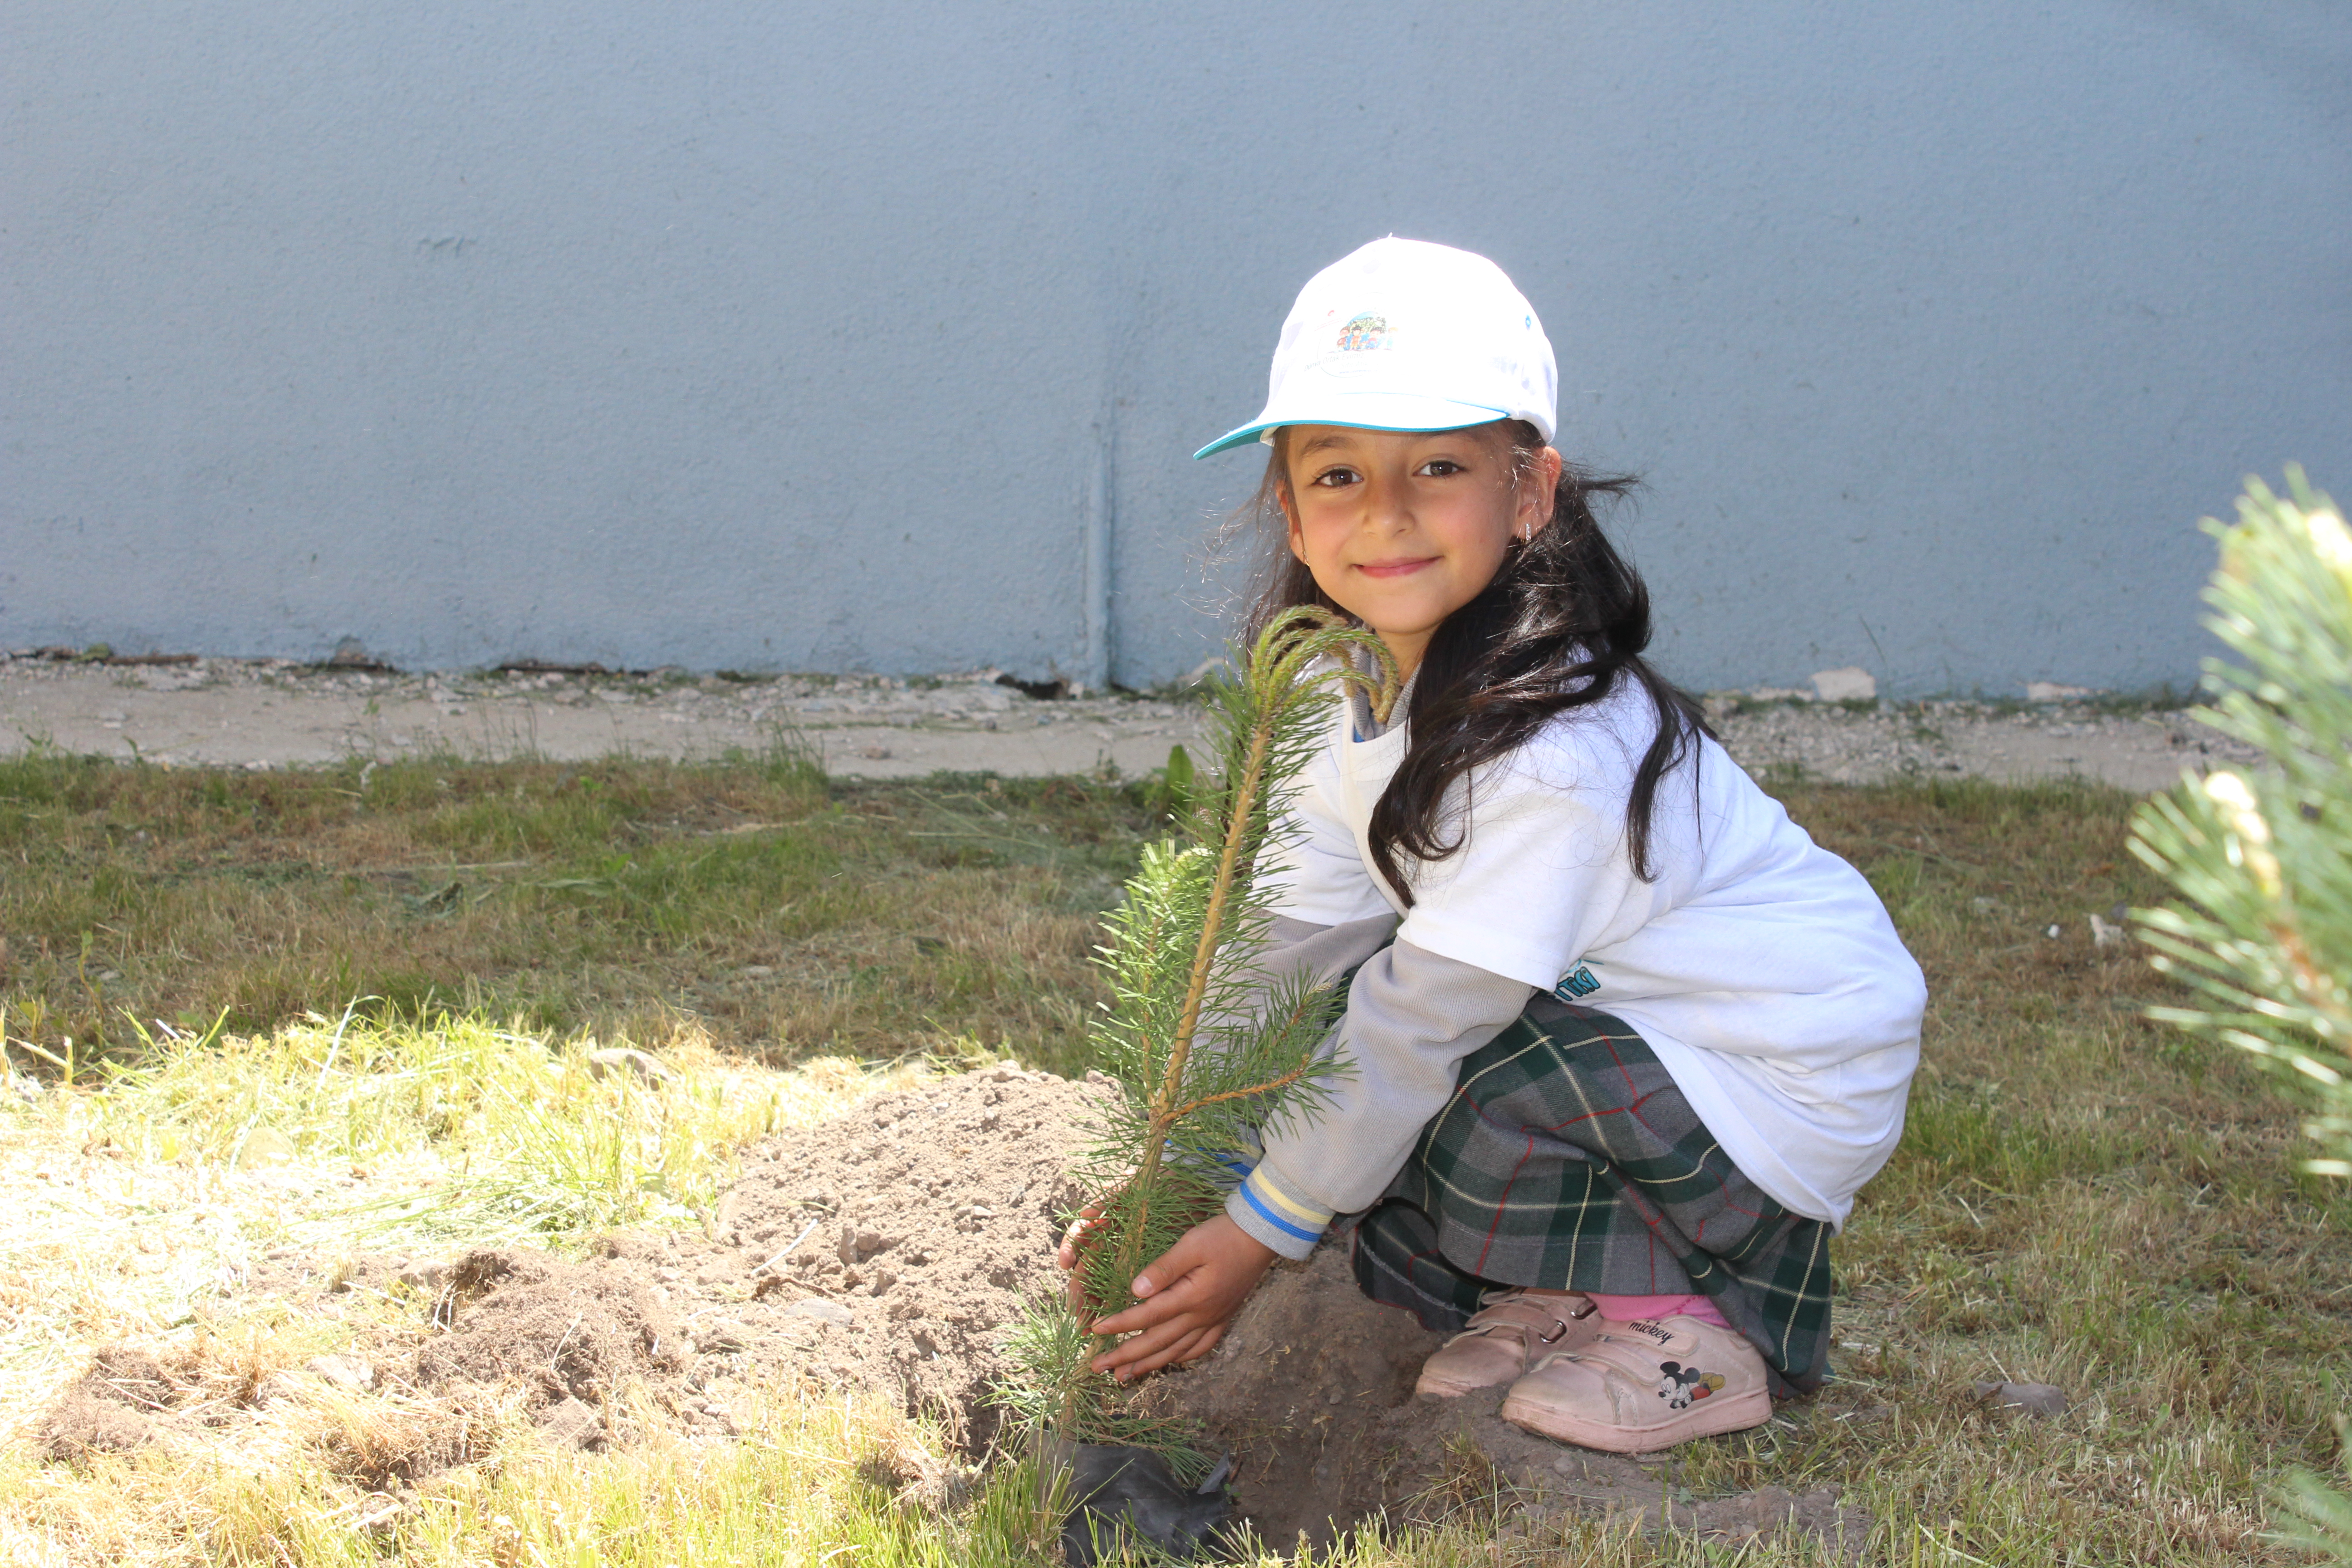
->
xmin=409 ymin=1249 xmax=684 ymax=1441
xmin=1150 ymin=1249 xmax=1867 ymax=1557
xmin=31 ymin=1064 xmax=1865 ymax=1556
xmin=665 ymin=1060 xmax=1102 ymax=1452
xmin=38 ymin=1346 xmax=188 ymax=1462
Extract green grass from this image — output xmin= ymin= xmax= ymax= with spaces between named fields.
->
xmin=0 ymin=742 xmax=1162 ymax=1078
xmin=0 ymin=759 xmax=2345 ymax=1563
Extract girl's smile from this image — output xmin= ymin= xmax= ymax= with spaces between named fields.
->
xmin=1356 ymin=554 xmax=1439 ymax=578
xmin=1279 ymin=423 xmax=1562 ymax=677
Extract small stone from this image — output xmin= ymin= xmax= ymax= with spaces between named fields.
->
xmin=741 ymin=965 xmax=776 ymax=978
xmin=585 ymin=1047 xmax=674 ymax=1083
xmin=1809 ymin=667 xmax=1877 ymax=702
xmin=1974 ymin=1380 xmax=2068 ymax=1418
xmin=787 ymin=1298 xmax=855 ymax=1327
xmin=304 ymin=1353 xmax=375 ymax=1392
xmin=2089 ymin=913 xmax=2127 ymax=950
xmin=698 ymin=1322 xmax=749 ymax=1354
xmin=1970 ymin=897 xmax=2003 ymax=914
xmin=856 ymin=1228 xmax=885 ymax=1256
xmin=538 ymin=1395 xmax=603 ymax=1448
xmin=838 ymin=1225 xmax=860 ymax=1266
xmin=235 ymin=1127 xmax=296 ymax=1170
xmin=397 ymin=1258 xmax=456 ymax=1291
xmin=868 ymin=1269 xmax=896 ymax=1297
xmin=253 ymin=1372 xmax=306 ymax=1408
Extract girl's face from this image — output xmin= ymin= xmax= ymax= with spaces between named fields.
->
xmin=1280 ymin=423 xmax=1561 ymax=677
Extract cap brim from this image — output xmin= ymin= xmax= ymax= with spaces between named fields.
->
xmin=1192 ymin=394 xmax=1515 ymax=460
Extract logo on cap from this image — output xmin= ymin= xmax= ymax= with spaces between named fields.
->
xmin=1335 ymin=314 xmax=1391 ymax=353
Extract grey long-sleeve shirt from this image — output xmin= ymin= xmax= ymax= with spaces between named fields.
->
xmin=1216 ymin=913 xmax=1534 ymax=1259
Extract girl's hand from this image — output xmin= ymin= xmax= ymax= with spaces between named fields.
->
xmin=1085 ymin=1215 xmax=1277 ymax=1382
xmin=1056 ymin=1197 xmax=1115 ymax=1312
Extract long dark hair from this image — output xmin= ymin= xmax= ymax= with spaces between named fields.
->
xmin=1240 ymin=422 xmax=1711 ymax=904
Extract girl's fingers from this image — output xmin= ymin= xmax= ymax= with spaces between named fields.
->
xmin=1093 ymin=1313 xmax=1207 ymax=1378
xmin=1120 ymin=1323 xmax=1225 ymax=1380
xmin=1115 ymin=1330 xmax=1205 ymax=1381
xmin=1067 ymin=1259 xmax=1116 ymax=1313
xmin=1089 ymin=1293 xmax=1200 ymax=1367
xmin=1057 ymin=1201 xmax=1113 ymax=1269
xmin=1091 ymin=1268 xmax=1220 ymax=1366
xmin=1090 ymin=1278 xmax=1196 ymax=1340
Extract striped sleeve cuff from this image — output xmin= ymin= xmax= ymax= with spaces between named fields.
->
xmin=1223 ymin=1162 xmax=1334 ymax=1261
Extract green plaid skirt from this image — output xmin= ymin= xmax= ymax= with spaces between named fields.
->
xmin=1347 ymin=994 xmax=1834 ymax=1397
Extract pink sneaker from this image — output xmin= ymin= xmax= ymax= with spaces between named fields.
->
xmin=1499 ymin=1315 xmax=1771 ymax=1452
xmin=1413 ymin=1290 xmax=1601 ymax=1398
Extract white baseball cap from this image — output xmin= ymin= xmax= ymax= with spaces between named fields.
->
xmin=1194 ymin=236 xmax=1558 ymax=460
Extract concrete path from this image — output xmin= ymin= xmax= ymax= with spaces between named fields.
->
xmin=0 ymin=655 xmax=2252 ymax=791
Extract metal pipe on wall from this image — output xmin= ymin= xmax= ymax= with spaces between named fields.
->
xmin=1082 ymin=421 xmax=1113 ymax=691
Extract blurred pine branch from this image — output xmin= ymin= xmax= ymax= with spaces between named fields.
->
xmin=2129 ymin=467 xmax=2352 ymax=1561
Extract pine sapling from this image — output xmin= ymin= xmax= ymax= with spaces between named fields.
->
xmin=998 ymin=606 xmax=1400 ymax=1460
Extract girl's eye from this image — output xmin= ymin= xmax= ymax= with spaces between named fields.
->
xmin=1309 ymin=467 xmax=1361 ymax=488
xmin=1417 ymin=459 xmax=1465 ymax=477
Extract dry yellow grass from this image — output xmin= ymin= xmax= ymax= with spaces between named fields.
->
xmin=0 ymin=1019 xmax=924 ymax=1447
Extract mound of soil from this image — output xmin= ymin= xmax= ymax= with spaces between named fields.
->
xmin=39 ymin=1346 xmax=188 ymax=1461
xmin=412 ymin=1249 xmax=684 ymax=1447
xmin=664 ymin=1060 xmax=1102 ymax=1450
xmin=1144 ymin=1247 xmax=1445 ymax=1550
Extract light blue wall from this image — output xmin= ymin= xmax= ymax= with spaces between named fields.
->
xmin=5 ymin=2 xmax=2346 ymax=694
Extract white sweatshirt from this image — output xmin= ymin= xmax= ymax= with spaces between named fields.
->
xmin=1220 ymin=671 xmax=1927 ymax=1259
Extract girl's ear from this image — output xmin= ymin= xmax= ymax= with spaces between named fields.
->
xmin=1519 ymin=446 xmax=1565 ymax=539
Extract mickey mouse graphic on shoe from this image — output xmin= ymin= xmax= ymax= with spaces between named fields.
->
xmin=1499 ymin=1316 xmax=1773 ymax=1454
xmin=1656 ymin=1361 xmax=1728 ymax=1410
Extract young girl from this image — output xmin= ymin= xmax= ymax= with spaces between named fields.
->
xmin=1062 ymin=237 xmax=1926 ymax=1453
